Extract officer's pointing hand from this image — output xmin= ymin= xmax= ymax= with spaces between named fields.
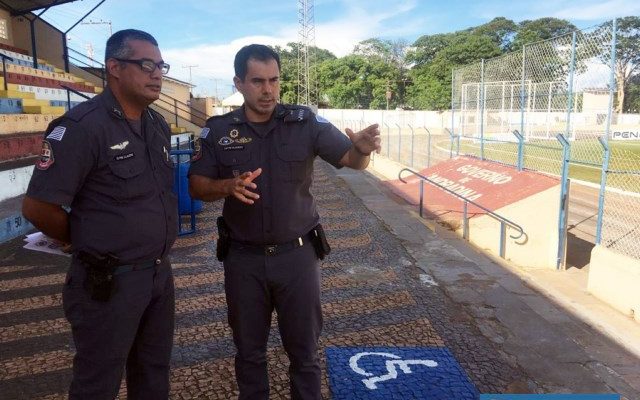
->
xmin=346 ymin=124 xmax=381 ymax=155
xmin=230 ymin=168 xmax=262 ymax=205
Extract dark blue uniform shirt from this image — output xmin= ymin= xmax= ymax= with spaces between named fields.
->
xmin=189 ymin=104 xmax=352 ymax=244
xmin=26 ymin=87 xmax=178 ymax=263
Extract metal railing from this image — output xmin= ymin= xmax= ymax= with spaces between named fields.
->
xmin=60 ymin=84 xmax=90 ymax=111
xmin=68 ymin=47 xmax=106 ymax=88
xmin=1 ymin=53 xmax=14 ymax=91
xmin=155 ymin=95 xmax=208 ymax=128
xmin=399 ymin=167 xmax=526 ymax=258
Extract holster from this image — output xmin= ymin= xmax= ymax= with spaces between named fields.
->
xmin=216 ymin=217 xmax=230 ymax=262
xmin=77 ymin=251 xmax=119 ymax=302
xmin=311 ymin=223 xmax=331 ymax=260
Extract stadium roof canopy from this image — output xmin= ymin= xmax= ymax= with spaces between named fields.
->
xmin=0 ymin=0 xmax=79 ymax=16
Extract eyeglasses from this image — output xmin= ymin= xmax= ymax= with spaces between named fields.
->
xmin=114 ymin=58 xmax=170 ymax=75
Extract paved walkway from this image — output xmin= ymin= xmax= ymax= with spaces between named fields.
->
xmin=0 ymin=160 xmax=638 ymax=399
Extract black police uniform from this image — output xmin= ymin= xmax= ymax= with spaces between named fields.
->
xmin=189 ymin=104 xmax=352 ymax=400
xmin=26 ymin=87 xmax=178 ymax=400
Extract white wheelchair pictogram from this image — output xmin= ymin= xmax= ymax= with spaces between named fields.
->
xmin=349 ymin=352 xmax=439 ymax=390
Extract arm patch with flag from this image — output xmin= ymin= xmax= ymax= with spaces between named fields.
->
xmin=46 ymin=126 xmax=67 ymax=141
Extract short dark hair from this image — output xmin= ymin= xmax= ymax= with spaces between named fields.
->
xmin=105 ymin=29 xmax=159 ymax=64
xmin=234 ymin=44 xmax=281 ymax=80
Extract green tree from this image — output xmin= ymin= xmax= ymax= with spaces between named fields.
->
xmin=407 ymin=33 xmax=454 ymax=67
xmin=625 ymin=74 xmax=640 ymax=113
xmin=317 ymin=54 xmax=399 ymax=109
xmin=272 ymin=43 xmax=336 ymax=105
xmin=407 ymin=33 xmax=502 ymax=110
xmin=511 ymin=18 xmax=576 ymax=51
xmin=605 ymin=17 xmax=640 ymax=113
xmin=472 ymin=17 xmax=518 ymax=50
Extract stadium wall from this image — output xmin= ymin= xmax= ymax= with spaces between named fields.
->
xmin=11 ymin=14 xmax=65 ymax=70
xmin=0 ymin=9 xmax=13 ymax=46
xmin=588 ymin=245 xmax=640 ymax=324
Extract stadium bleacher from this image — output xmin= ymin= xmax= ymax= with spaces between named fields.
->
xmin=0 ymin=2 xmax=199 ymax=243
xmin=0 ymin=40 xmax=104 ymax=241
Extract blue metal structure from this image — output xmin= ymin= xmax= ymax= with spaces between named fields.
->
xmin=512 ymin=130 xmax=524 ymax=171
xmin=555 ymin=134 xmax=571 ymax=269
xmin=596 ymin=18 xmax=617 ymax=245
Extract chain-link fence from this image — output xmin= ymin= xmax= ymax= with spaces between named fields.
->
xmin=600 ymin=147 xmax=640 ymax=258
xmin=452 ymin=19 xmax=640 ymax=260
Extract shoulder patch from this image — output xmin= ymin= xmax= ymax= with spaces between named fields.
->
xmin=316 ymin=115 xmax=330 ymax=124
xmin=200 ymin=127 xmax=210 ymax=139
xmin=36 ymin=140 xmax=55 ymax=170
xmin=192 ymin=138 xmax=203 ymax=161
xmin=46 ymin=126 xmax=66 ymax=141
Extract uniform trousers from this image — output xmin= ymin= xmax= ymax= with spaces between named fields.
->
xmin=62 ymin=257 xmax=175 ymax=400
xmin=224 ymin=240 xmax=322 ymax=400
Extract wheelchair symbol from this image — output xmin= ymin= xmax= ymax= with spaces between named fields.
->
xmin=349 ymin=352 xmax=439 ymax=389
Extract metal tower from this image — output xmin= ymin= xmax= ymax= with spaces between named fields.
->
xmin=297 ymin=0 xmax=316 ymax=105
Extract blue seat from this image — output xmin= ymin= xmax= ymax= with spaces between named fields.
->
xmin=0 ymin=98 xmax=22 ymax=114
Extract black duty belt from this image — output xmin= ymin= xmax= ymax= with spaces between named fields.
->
xmin=113 ymin=258 xmax=163 ymax=275
xmin=229 ymin=232 xmax=314 ymax=256
xmin=77 ymin=251 xmax=162 ymax=276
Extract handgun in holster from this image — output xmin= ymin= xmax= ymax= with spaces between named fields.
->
xmin=77 ymin=251 xmax=119 ymax=302
xmin=311 ymin=223 xmax=331 ymax=260
xmin=216 ymin=217 xmax=230 ymax=262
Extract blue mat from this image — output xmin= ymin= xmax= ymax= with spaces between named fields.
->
xmin=326 ymin=346 xmax=478 ymax=399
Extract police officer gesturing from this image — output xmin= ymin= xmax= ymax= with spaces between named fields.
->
xmin=189 ymin=44 xmax=381 ymax=400
xmin=22 ymin=30 xmax=177 ymax=399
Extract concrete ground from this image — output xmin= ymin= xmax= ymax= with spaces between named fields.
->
xmin=0 ymin=160 xmax=638 ymax=399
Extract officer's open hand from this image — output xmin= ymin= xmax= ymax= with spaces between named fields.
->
xmin=229 ymin=168 xmax=262 ymax=205
xmin=346 ymin=124 xmax=381 ymax=156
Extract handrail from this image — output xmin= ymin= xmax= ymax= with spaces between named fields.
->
xmin=67 ymin=47 xmax=106 ymax=87
xmin=60 ymin=84 xmax=91 ymax=111
xmin=68 ymin=47 xmax=105 ymax=68
xmin=60 ymin=84 xmax=91 ymax=99
xmin=154 ymin=96 xmax=207 ymax=127
xmin=399 ymin=167 xmax=526 ymax=258
xmin=157 ymin=95 xmax=207 ymax=119
xmin=1 ymin=53 xmax=14 ymax=91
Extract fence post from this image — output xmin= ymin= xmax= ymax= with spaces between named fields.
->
xmin=499 ymin=222 xmax=506 ymax=258
xmin=384 ymin=123 xmax=390 ymax=157
xmin=173 ymin=99 xmax=179 ymax=126
xmin=419 ymin=180 xmax=424 ymax=218
xmin=480 ymin=58 xmax=485 ymax=160
xmin=408 ymin=124 xmax=414 ymax=167
xmin=451 ymin=68 xmax=455 ymax=154
xmin=512 ymin=130 xmax=524 ymax=171
xmin=447 ymin=128 xmax=455 ymax=159
xmin=395 ymin=123 xmax=402 ymax=163
xmin=424 ymin=126 xmax=432 ymax=167
xmin=520 ymin=44 xmax=526 ymax=140
xmin=463 ymin=201 xmax=469 ymax=240
xmin=565 ymin=31 xmax=577 ymax=141
xmin=597 ymin=19 xmax=617 ymax=245
xmin=556 ymin=133 xmax=571 ymax=270
xmin=596 ymin=137 xmax=610 ymax=245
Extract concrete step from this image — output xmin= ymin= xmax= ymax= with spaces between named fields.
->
xmin=22 ymin=105 xmax=66 ymax=115
xmin=0 ymin=195 xmax=34 ymax=244
xmin=0 ymin=90 xmax=35 ymax=100
xmin=21 ymin=98 xmax=50 ymax=107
